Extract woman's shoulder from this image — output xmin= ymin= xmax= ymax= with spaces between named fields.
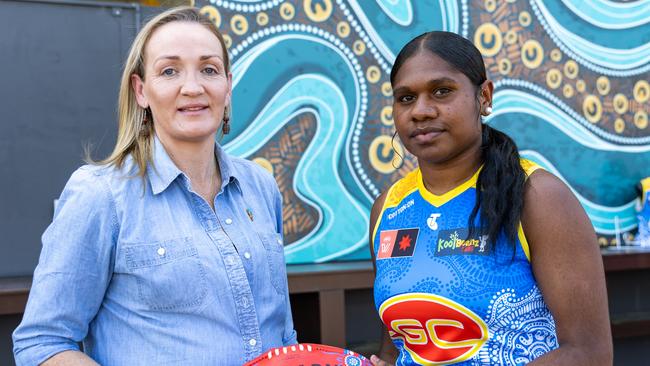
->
xmin=519 ymin=158 xmax=543 ymax=177
xmin=66 ymin=160 xmax=141 ymax=194
xmin=55 ymin=165 xmax=120 ymax=214
xmin=381 ymin=168 xmax=420 ymax=206
xmin=69 ymin=164 xmax=112 ymax=185
xmin=370 ymin=168 xmax=420 ymax=217
xmin=523 ymin=166 xmax=574 ymax=211
xmin=80 ymin=158 xmax=137 ymax=178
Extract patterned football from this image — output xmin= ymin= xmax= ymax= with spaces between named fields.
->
xmin=244 ymin=343 xmax=373 ymax=366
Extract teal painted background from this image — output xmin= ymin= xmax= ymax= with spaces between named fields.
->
xmin=195 ymin=0 xmax=650 ymax=263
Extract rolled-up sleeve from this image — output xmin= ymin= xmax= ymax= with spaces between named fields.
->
xmin=13 ymin=166 xmax=118 ymax=365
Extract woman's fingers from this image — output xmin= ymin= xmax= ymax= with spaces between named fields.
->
xmin=370 ymin=354 xmax=393 ymax=366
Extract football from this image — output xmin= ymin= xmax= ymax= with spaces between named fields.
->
xmin=244 ymin=343 xmax=373 ymax=366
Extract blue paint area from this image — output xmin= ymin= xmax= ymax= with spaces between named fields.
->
xmin=376 ymin=0 xmax=413 ymax=26
xmin=530 ymin=0 xmax=650 ymax=72
xmin=226 ymin=36 xmax=359 ymax=143
xmin=555 ymin=0 xmax=650 ymax=29
xmin=490 ymin=113 xmax=649 ymax=206
xmin=348 ymin=0 xmax=451 ymax=59
xmin=541 ymin=0 xmax=650 ymax=48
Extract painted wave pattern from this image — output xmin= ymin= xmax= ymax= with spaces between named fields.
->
xmin=197 ymin=0 xmax=650 ymax=262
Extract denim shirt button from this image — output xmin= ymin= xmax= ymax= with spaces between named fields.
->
xmin=249 ymin=338 xmax=257 ymax=346
xmin=225 ymin=218 xmax=233 ymax=225
xmin=157 ymin=247 xmax=166 ymax=256
xmin=276 ymin=238 xmax=282 ymax=245
xmin=244 ymin=252 xmax=251 ymax=259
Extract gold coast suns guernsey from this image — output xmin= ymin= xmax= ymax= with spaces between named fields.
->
xmin=373 ymin=160 xmax=558 ymax=365
xmin=637 ymin=177 xmax=650 ymax=245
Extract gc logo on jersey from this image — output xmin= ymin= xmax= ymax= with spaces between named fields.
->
xmin=379 ymin=293 xmax=488 ymax=365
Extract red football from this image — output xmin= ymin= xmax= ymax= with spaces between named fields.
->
xmin=244 ymin=343 xmax=373 ymax=366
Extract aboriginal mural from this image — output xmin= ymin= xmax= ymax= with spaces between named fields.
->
xmin=194 ymin=0 xmax=650 ymax=263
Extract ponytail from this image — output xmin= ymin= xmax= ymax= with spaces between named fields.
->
xmin=468 ymin=124 xmax=526 ymax=252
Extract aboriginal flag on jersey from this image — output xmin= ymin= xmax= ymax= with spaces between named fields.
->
xmin=377 ymin=228 xmax=419 ymax=259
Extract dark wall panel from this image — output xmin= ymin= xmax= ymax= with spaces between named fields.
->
xmin=0 ymin=0 xmax=138 ymax=276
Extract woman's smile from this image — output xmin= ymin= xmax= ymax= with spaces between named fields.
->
xmin=177 ymin=103 xmax=209 ymax=116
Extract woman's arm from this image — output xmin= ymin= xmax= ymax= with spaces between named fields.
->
xmin=13 ymin=167 xmax=117 ymax=366
xmin=41 ymin=350 xmax=99 ymax=366
xmin=522 ymin=170 xmax=613 ymax=365
xmin=367 ymin=192 xmax=399 ymax=366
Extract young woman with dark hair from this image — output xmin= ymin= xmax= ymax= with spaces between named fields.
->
xmin=368 ymin=31 xmax=612 ymax=365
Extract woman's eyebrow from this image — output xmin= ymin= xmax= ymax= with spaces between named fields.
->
xmin=393 ymin=77 xmax=458 ymax=94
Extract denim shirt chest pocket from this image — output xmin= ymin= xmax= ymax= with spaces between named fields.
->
xmin=121 ymin=237 xmax=208 ymax=311
xmin=259 ymin=232 xmax=288 ymax=296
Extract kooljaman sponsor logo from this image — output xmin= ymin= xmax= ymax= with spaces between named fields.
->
xmin=379 ymin=293 xmax=488 ymax=365
xmin=435 ymin=228 xmax=489 ymax=256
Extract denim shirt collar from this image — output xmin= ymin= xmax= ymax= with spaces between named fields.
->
xmin=148 ymin=135 xmax=241 ymax=195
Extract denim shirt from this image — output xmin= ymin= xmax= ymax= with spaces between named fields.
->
xmin=13 ymin=137 xmax=297 ymax=365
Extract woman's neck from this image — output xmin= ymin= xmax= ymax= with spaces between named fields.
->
xmin=158 ymin=134 xmax=221 ymax=209
xmin=418 ymin=144 xmax=482 ymax=196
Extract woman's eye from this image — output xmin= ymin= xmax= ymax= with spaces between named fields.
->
xmin=434 ymin=88 xmax=452 ymax=96
xmin=398 ymin=95 xmax=415 ymax=103
xmin=161 ymin=68 xmax=176 ymax=76
xmin=203 ymin=67 xmax=218 ymax=75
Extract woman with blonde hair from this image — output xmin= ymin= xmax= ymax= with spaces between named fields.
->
xmin=13 ymin=7 xmax=296 ymax=365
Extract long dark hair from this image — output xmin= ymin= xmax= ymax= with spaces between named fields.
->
xmin=390 ymin=31 xmax=526 ymax=251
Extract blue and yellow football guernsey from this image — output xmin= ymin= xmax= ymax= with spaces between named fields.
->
xmin=637 ymin=177 xmax=650 ymax=245
xmin=373 ymin=160 xmax=558 ymax=365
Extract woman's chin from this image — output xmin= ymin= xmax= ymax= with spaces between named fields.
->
xmin=162 ymin=128 xmax=221 ymax=145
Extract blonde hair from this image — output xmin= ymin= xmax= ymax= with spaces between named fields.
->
xmin=91 ymin=6 xmax=230 ymax=178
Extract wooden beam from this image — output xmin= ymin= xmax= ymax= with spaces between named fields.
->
xmin=0 ymin=276 xmax=31 ymax=315
xmin=602 ymin=248 xmax=650 ymax=272
xmin=319 ymin=289 xmax=346 ymax=348
xmin=287 ymin=261 xmax=374 ymax=294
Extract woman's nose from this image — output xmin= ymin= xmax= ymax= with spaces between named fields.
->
xmin=411 ymin=96 xmax=437 ymax=121
xmin=180 ymin=73 xmax=204 ymax=96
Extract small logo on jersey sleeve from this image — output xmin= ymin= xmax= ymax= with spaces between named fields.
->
xmin=379 ymin=293 xmax=488 ymax=364
xmin=436 ymin=228 xmax=489 ymax=256
xmin=377 ymin=228 xmax=419 ymax=259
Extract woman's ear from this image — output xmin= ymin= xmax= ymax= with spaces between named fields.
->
xmin=480 ymin=80 xmax=494 ymax=116
xmin=131 ymin=74 xmax=148 ymax=108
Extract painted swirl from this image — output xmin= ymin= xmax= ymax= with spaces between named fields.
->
xmin=197 ymin=0 xmax=650 ymax=262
